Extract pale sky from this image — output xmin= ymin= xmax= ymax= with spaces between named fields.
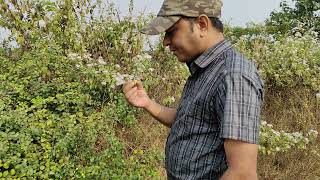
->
xmin=112 ymin=0 xmax=293 ymax=27
xmin=0 ymin=0 xmax=294 ymax=41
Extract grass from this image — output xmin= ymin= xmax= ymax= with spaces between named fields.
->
xmin=259 ymin=86 xmax=320 ymax=179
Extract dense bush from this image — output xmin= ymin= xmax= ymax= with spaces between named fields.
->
xmin=234 ymin=29 xmax=320 ymax=91
xmin=0 ymin=49 xmax=167 ymax=178
xmin=0 ymin=0 xmax=319 ymax=179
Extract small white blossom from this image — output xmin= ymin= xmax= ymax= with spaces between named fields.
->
xmin=115 ymin=76 xmax=125 ymax=86
xmin=261 ymin=121 xmax=267 ymax=125
xmin=144 ymin=54 xmax=152 ymax=60
xmin=98 ymin=57 xmax=107 ymax=65
xmin=86 ymin=64 xmax=94 ymax=67
xmin=294 ymin=32 xmax=302 ymax=37
xmin=38 ymin=20 xmax=46 ymax=28
xmin=102 ymin=70 xmax=109 ymax=74
xmin=267 ymin=124 xmax=273 ymax=128
xmin=83 ymin=53 xmax=92 ymax=60
xmin=309 ymin=129 xmax=319 ymax=135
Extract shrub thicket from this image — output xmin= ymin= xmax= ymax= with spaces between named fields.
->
xmin=0 ymin=0 xmax=319 ymax=179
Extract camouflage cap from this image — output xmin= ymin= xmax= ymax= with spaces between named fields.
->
xmin=141 ymin=0 xmax=223 ymax=35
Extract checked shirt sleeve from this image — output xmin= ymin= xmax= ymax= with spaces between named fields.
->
xmin=214 ymin=72 xmax=264 ymax=144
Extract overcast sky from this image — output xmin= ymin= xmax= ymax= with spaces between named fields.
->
xmin=0 ymin=0 xmax=293 ymax=41
xmin=112 ymin=0 xmax=293 ymax=27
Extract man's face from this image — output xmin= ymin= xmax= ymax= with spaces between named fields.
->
xmin=163 ymin=18 xmax=202 ymax=63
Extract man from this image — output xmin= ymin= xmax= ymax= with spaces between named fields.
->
xmin=123 ymin=0 xmax=264 ymax=179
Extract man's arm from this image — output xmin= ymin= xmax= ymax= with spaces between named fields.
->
xmin=220 ymin=139 xmax=258 ymax=180
xmin=144 ymin=100 xmax=177 ymax=128
xmin=123 ymin=80 xmax=176 ymax=128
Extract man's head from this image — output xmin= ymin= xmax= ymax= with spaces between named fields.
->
xmin=141 ymin=0 xmax=223 ymax=35
xmin=141 ymin=0 xmax=224 ymax=62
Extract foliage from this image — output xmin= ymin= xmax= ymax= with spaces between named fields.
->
xmin=265 ymin=0 xmax=320 ymax=38
xmin=259 ymin=121 xmax=318 ymax=155
xmin=235 ymin=30 xmax=320 ymax=91
xmin=224 ymin=23 xmax=267 ymax=43
xmin=0 ymin=0 xmax=165 ymax=178
xmin=0 ymin=0 xmax=319 ymax=179
xmin=0 ymin=48 xmax=166 ymax=178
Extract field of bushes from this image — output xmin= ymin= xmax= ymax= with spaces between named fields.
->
xmin=0 ymin=0 xmax=319 ymax=179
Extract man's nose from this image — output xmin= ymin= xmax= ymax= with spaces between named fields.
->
xmin=163 ymin=34 xmax=170 ymax=47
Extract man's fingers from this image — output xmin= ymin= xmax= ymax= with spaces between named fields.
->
xmin=123 ymin=80 xmax=144 ymax=93
xmin=136 ymin=80 xmax=143 ymax=90
xmin=124 ymin=86 xmax=137 ymax=100
xmin=123 ymin=81 xmax=135 ymax=93
xmin=127 ymin=90 xmax=138 ymax=101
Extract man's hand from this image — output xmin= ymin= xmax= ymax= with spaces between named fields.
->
xmin=123 ymin=80 xmax=177 ymax=127
xmin=220 ymin=139 xmax=258 ymax=180
xmin=123 ymin=80 xmax=151 ymax=108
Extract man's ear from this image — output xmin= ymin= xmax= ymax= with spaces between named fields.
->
xmin=196 ymin=15 xmax=210 ymax=37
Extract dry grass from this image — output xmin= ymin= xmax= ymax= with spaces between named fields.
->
xmin=259 ymin=86 xmax=320 ymax=179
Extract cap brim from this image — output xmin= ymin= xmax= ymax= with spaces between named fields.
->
xmin=141 ymin=16 xmax=181 ymax=35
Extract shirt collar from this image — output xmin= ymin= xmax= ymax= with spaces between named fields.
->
xmin=187 ymin=39 xmax=232 ymax=75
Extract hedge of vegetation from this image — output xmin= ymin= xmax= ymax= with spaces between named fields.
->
xmin=0 ymin=0 xmax=319 ymax=179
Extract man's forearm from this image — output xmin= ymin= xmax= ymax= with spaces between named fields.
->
xmin=220 ymin=168 xmax=258 ymax=180
xmin=144 ymin=100 xmax=177 ymax=128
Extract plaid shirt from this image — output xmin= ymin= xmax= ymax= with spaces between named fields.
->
xmin=165 ymin=40 xmax=264 ymax=179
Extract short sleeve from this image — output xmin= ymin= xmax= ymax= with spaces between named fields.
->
xmin=214 ymin=72 xmax=264 ymax=144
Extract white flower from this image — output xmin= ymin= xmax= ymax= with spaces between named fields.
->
xmin=275 ymin=147 xmax=281 ymax=152
xmin=102 ymin=70 xmax=109 ymax=74
xmin=144 ymin=54 xmax=152 ymax=60
xmin=101 ymin=81 xmax=107 ymax=85
xmin=309 ymin=129 xmax=319 ymax=135
xmin=31 ymin=9 xmax=35 ymax=14
xmin=68 ymin=53 xmax=80 ymax=60
xmin=86 ymin=64 xmax=94 ymax=67
xmin=84 ymin=53 xmax=92 ymax=59
xmin=38 ymin=20 xmax=46 ymax=28
xmin=98 ymin=57 xmax=106 ymax=65
xmin=292 ymin=132 xmax=303 ymax=138
xmin=75 ymin=64 xmax=80 ymax=69
xmin=267 ymin=124 xmax=273 ymax=128
xmin=115 ymin=76 xmax=125 ymax=86
xmin=316 ymin=93 xmax=320 ymax=100
xmin=261 ymin=121 xmax=267 ymax=125
xmin=115 ymin=64 xmax=121 ymax=69
xmin=112 ymin=73 xmax=134 ymax=86
xmin=120 ymin=39 xmax=126 ymax=45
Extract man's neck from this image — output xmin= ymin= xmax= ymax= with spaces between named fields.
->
xmin=204 ymin=32 xmax=225 ymax=52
